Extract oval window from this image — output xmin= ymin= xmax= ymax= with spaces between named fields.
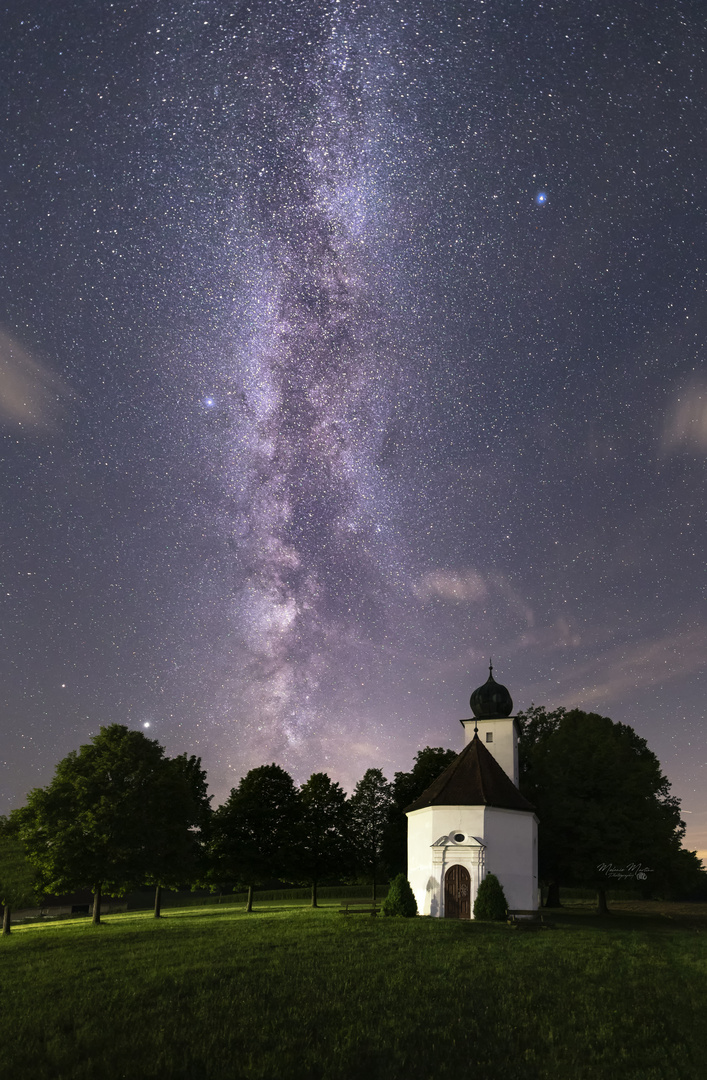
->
xmin=454 ymin=833 xmax=465 ymax=842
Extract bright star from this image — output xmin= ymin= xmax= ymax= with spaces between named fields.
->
xmin=536 ymin=191 xmax=548 ymax=205
xmin=203 ymin=397 xmax=215 ymax=408
xmin=143 ymin=721 xmax=151 ymax=729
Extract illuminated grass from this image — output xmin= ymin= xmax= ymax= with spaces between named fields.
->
xmin=2 ymin=903 xmax=705 ymax=1080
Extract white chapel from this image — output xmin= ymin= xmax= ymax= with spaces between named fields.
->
xmin=405 ymin=664 xmax=538 ymax=918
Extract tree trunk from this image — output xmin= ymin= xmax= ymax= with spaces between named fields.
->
xmin=246 ymin=884 xmax=253 ymax=913
xmin=544 ymin=880 xmax=562 ymax=908
xmin=154 ymin=884 xmax=162 ymax=918
xmin=311 ymin=881 xmax=318 ymax=908
xmin=372 ymin=878 xmax=377 ymax=905
xmin=596 ymin=887 xmax=609 ymax=915
xmin=2 ymin=905 xmax=10 ymax=935
xmin=92 ymin=884 xmax=102 ymax=925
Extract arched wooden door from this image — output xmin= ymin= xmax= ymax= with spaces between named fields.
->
xmin=444 ymin=864 xmax=471 ymax=919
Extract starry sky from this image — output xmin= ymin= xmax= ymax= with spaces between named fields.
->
xmin=1 ymin=0 xmax=706 ymax=861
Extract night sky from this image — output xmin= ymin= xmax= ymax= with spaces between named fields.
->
xmin=2 ymin=1 xmax=705 ymax=862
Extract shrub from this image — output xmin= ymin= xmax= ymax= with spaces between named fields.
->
xmin=381 ymin=874 xmax=417 ymax=917
xmin=473 ymin=873 xmax=507 ymax=921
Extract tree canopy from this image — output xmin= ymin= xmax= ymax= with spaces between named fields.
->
xmin=294 ymin=772 xmax=351 ymax=907
xmin=210 ymin=763 xmax=299 ymax=911
xmin=14 ymin=725 xmax=202 ymax=923
xmin=385 ymin=746 xmax=458 ymax=875
xmin=146 ymin=752 xmax=212 ymax=917
xmin=348 ymin=768 xmax=393 ymax=901
xmin=0 ymin=816 xmax=41 ymax=934
xmin=7 ymin=710 xmax=704 ymax=923
xmin=517 ymin=705 xmax=702 ymax=907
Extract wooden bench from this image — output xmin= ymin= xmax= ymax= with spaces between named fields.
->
xmin=506 ymin=909 xmax=545 ymax=929
xmin=339 ymin=902 xmax=379 ymax=917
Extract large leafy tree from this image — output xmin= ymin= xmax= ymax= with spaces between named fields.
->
xmin=146 ymin=753 xmax=213 ymax=918
xmin=517 ymin=706 xmax=699 ymax=911
xmin=294 ymin=773 xmax=351 ymax=907
xmin=14 ymin=725 xmax=194 ymax=924
xmin=348 ymin=769 xmax=393 ymax=903
xmin=0 ymin=816 xmax=41 ymax=935
xmin=210 ymin=764 xmax=298 ymax=912
xmin=385 ymin=747 xmax=458 ymax=876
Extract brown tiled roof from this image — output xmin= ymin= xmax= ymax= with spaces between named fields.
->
xmin=404 ymin=735 xmax=535 ymax=813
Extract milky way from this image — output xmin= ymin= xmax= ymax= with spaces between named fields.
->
xmin=1 ymin=1 xmax=706 ymax=859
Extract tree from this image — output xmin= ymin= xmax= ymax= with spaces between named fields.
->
xmin=662 ymin=846 xmax=707 ymax=901
xmin=517 ymin=706 xmax=690 ymax=913
xmin=381 ymin=874 xmax=417 ymax=917
xmin=517 ymin=705 xmax=566 ymax=908
xmin=473 ymin=873 xmax=507 ymax=921
xmin=385 ymin=747 xmax=458 ymax=876
xmin=294 ymin=773 xmax=351 ymax=907
xmin=147 ymin=753 xmax=212 ymax=918
xmin=14 ymin=725 xmax=190 ymax=924
xmin=0 ymin=817 xmax=41 ymax=935
xmin=210 ymin=764 xmax=298 ymax=912
xmin=348 ymin=769 xmax=393 ymax=903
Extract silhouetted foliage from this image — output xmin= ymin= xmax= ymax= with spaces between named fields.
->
xmin=381 ymin=873 xmax=417 ymax=917
xmin=664 ymin=846 xmax=707 ymax=901
xmin=293 ymin=773 xmax=351 ymax=907
xmin=348 ymin=769 xmax=393 ymax=902
xmin=146 ymin=753 xmax=212 ymax=917
xmin=211 ymin=764 xmax=298 ymax=911
xmin=385 ymin=746 xmax=458 ymax=875
xmin=0 ymin=816 xmax=41 ymax=934
xmin=473 ymin=873 xmax=507 ymax=921
xmin=13 ymin=725 xmax=193 ymax=924
xmin=517 ymin=705 xmax=700 ymax=910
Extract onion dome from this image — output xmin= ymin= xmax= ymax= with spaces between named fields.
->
xmin=469 ymin=662 xmax=513 ymax=718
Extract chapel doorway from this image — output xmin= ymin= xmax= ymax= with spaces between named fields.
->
xmin=444 ymin=864 xmax=471 ymax=919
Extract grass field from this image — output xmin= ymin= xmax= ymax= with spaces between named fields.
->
xmin=2 ymin=901 xmax=706 ymax=1080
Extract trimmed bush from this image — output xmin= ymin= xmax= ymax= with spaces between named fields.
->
xmin=473 ymin=873 xmax=507 ymax=921
xmin=382 ymin=874 xmax=417 ymax=917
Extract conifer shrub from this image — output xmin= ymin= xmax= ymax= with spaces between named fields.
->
xmin=381 ymin=874 xmax=417 ymax=917
xmin=473 ymin=873 xmax=507 ymax=921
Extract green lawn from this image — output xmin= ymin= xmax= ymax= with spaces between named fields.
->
xmin=2 ymin=902 xmax=706 ymax=1080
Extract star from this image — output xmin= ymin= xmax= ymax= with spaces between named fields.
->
xmin=535 ymin=191 xmax=548 ymax=206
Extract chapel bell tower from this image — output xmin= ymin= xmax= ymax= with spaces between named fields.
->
xmin=405 ymin=663 xmax=537 ymax=918
xmin=460 ymin=662 xmax=519 ymax=786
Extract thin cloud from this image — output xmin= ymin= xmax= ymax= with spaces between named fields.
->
xmin=413 ymin=569 xmax=535 ymax=634
xmin=413 ymin=569 xmax=489 ymax=603
xmin=516 ymin=616 xmax=581 ymax=651
xmin=488 ymin=572 xmax=535 ymax=628
xmin=0 ymin=329 xmax=71 ymax=432
xmin=548 ymin=625 xmax=707 ymax=709
xmin=661 ymin=378 xmax=707 ymax=453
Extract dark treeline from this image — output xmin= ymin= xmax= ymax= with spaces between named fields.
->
xmin=516 ymin=706 xmax=707 ymax=910
xmin=2 ymin=711 xmax=706 ymax=932
xmin=0 ymin=724 xmax=454 ymax=932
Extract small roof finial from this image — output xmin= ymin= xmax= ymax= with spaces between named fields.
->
xmin=489 ymin=657 xmax=493 ymax=675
